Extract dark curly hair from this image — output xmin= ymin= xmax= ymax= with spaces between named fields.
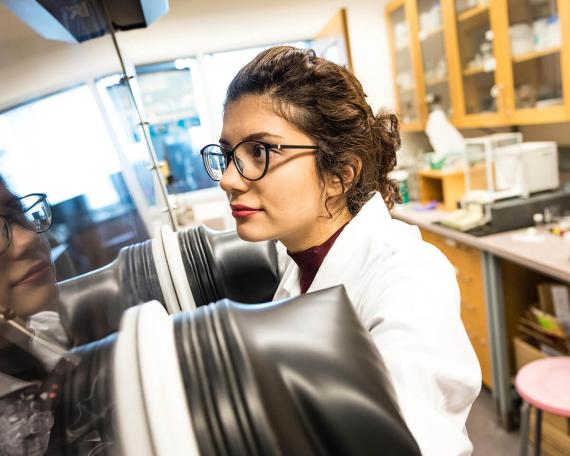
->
xmin=225 ymin=46 xmax=401 ymax=215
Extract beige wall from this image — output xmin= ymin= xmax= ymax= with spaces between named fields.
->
xmin=0 ymin=0 xmax=395 ymax=113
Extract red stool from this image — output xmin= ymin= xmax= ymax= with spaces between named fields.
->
xmin=515 ymin=357 xmax=570 ymax=456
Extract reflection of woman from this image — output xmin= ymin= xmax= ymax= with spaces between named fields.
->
xmin=201 ymin=47 xmax=481 ymax=455
xmin=0 ymin=176 xmax=66 ymax=456
xmin=0 ymin=180 xmax=58 ymax=320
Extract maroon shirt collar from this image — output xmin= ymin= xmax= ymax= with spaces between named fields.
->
xmin=287 ymin=222 xmax=348 ymax=294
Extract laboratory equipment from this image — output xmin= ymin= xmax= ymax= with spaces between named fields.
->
xmin=47 ymin=287 xmax=422 ymax=455
xmin=58 ymin=225 xmax=280 ymax=345
xmin=443 ymin=134 xmax=560 ymax=232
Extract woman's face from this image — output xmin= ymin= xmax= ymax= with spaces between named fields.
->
xmin=0 ymin=184 xmax=58 ymax=319
xmin=220 ymin=95 xmax=340 ymax=252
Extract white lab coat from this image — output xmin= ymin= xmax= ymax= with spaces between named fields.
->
xmin=274 ymin=192 xmax=482 ymax=456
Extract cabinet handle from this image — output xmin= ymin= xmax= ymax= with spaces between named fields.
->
xmin=456 ymin=268 xmax=474 ymax=284
xmin=457 ymin=242 xmax=470 ymax=252
xmin=461 ymin=274 xmax=473 ymax=284
xmin=444 ymin=238 xmax=457 ymax=248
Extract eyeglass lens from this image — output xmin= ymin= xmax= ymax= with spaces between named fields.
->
xmin=203 ymin=148 xmax=226 ymax=181
xmin=20 ymin=195 xmax=52 ymax=231
xmin=0 ymin=195 xmax=52 ymax=254
xmin=203 ymin=142 xmax=267 ymax=181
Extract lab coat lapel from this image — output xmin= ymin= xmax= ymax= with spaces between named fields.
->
xmin=307 ymin=193 xmax=392 ymax=295
xmin=273 ymin=259 xmax=301 ymax=300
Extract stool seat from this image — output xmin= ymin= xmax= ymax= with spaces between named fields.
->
xmin=515 ymin=357 xmax=570 ymax=417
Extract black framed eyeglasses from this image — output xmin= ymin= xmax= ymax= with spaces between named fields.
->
xmin=200 ymin=140 xmax=319 ymax=181
xmin=0 ymin=193 xmax=52 ymax=256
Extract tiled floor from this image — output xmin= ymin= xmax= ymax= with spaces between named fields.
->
xmin=467 ymin=387 xmax=520 ymax=455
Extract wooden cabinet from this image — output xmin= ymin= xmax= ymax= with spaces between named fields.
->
xmin=386 ymin=0 xmax=570 ymax=129
xmin=386 ymin=0 xmax=453 ymax=130
xmin=386 ymin=0 xmax=425 ymax=131
xmin=417 ymin=0 xmax=454 ymax=121
xmin=420 ymin=229 xmax=493 ymax=387
xmin=418 ymin=161 xmax=488 ymax=210
xmin=445 ymin=0 xmax=508 ymax=126
xmin=503 ymin=0 xmax=570 ymax=125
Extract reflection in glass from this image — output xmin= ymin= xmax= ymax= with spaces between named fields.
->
xmin=391 ymin=6 xmax=419 ymax=124
xmin=136 ymin=61 xmax=216 ymax=195
xmin=508 ymin=0 xmax=562 ymax=109
xmin=0 ymin=86 xmax=149 ymax=278
xmin=0 ymin=176 xmax=68 ymax=456
xmin=0 ymin=194 xmax=52 ymax=255
xmin=97 ymin=75 xmax=158 ymax=208
xmin=455 ymin=1 xmax=498 ymax=114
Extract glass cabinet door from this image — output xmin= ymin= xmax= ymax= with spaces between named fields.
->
xmin=454 ymin=0 xmax=499 ymax=115
xmin=507 ymin=0 xmax=563 ymax=110
xmin=390 ymin=5 xmax=420 ymax=124
xmin=417 ymin=0 xmax=452 ymax=117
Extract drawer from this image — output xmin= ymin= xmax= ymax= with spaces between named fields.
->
xmin=456 ymin=267 xmax=485 ymax=306
xmin=420 ymin=230 xmax=482 ymax=275
xmin=461 ymin=299 xmax=487 ymax=335
xmin=421 ymin=230 xmax=491 ymax=386
xmin=459 ymin=283 xmax=487 ymax=332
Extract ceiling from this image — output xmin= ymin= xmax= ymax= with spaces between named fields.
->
xmin=0 ymin=4 xmax=38 ymax=48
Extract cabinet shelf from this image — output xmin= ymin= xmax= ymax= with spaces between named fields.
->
xmin=419 ymin=26 xmax=443 ymax=42
xmin=457 ymin=3 xmax=489 ymax=24
xmin=463 ymin=65 xmax=494 ymax=77
xmin=397 ymin=85 xmax=416 ymax=95
xmin=425 ymin=76 xmax=448 ymax=86
xmin=512 ymin=46 xmax=560 ymax=64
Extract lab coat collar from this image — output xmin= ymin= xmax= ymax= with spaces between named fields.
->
xmin=307 ymin=192 xmax=391 ymax=293
xmin=275 ymin=192 xmax=391 ymax=299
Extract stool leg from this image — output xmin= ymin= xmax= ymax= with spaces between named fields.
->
xmin=520 ymin=402 xmax=530 ymax=456
xmin=534 ymin=408 xmax=542 ymax=456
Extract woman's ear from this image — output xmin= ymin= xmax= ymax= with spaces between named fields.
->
xmin=339 ymin=156 xmax=362 ymax=193
xmin=325 ymin=157 xmax=362 ymax=197
xmin=324 ymin=172 xmax=344 ymax=198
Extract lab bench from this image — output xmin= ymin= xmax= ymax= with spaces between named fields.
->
xmin=391 ymin=203 xmax=570 ymax=433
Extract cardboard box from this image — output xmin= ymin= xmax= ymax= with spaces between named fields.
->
xmin=514 ymin=337 xmax=570 ymax=438
xmin=538 ymin=283 xmax=570 ymax=333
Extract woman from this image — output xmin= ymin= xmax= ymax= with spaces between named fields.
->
xmin=0 ymin=176 xmax=67 ymax=456
xmin=200 ymin=46 xmax=481 ymax=455
xmin=0 ymin=179 xmax=58 ymax=320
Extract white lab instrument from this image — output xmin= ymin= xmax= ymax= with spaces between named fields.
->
xmin=444 ymin=137 xmax=560 ymax=232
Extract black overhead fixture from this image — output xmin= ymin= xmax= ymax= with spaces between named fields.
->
xmin=0 ymin=0 xmax=169 ymax=43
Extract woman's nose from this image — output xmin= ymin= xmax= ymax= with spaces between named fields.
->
xmin=220 ymin=159 xmax=249 ymax=193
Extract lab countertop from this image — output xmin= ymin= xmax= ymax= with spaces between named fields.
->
xmin=392 ymin=203 xmax=570 ymax=283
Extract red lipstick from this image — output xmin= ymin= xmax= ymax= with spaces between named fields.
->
xmin=230 ymin=204 xmax=262 ymax=219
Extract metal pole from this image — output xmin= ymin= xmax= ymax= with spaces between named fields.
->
xmin=482 ymin=251 xmax=514 ymax=429
xmin=101 ymin=1 xmax=177 ymax=231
